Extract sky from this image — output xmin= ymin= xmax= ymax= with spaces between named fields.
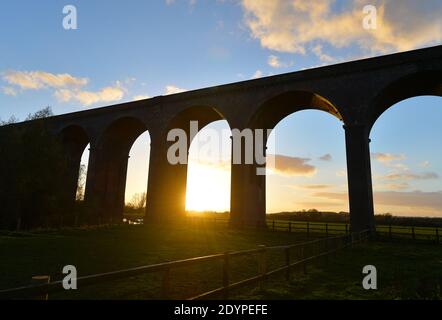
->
xmin=1 ymin=1 xmax=442 ymax=217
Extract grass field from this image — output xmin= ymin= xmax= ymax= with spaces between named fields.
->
xmin=1 ymin=223 xmax=441 ymax=299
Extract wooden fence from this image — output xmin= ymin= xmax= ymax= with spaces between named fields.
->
xmin=186 ymin=217 xmax=441 ymax=244
xmin=0 ymin=230 xmax=370 ymax=300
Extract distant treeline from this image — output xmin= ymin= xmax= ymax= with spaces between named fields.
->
xmin=268 ymin=210 xmax=442 ymax=228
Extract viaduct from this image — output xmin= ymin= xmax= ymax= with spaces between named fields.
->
xmin=3 ymin=45 xmax=442 ymax=232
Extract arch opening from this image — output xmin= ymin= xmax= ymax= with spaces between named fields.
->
xmin=186 ymin=120 xmax=232 ymax=215
xmin=370 ymin=95 xmax=442 ymax=219
xmin=148 ymin=105 xmax=229 ymax=220
xmin=266 ymin=109 xmax=349 ymax=220
xmin=124 ymin=131 xmax=151 ymax=222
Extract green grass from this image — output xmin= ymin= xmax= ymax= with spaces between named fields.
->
xmin=0 ymin=222 xmax=311 ymax=299
xmin=1 ymin=223 xmax=441 ymax=300
xmin=234 ymin=241 xmax=442 ymax=300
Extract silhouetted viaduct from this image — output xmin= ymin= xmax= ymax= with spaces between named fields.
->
xmin=4 ymin=46 xmax=442 ymax=232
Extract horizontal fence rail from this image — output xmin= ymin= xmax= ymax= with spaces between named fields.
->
xmin=0 ymin=230 xmax=370 ymax=300
xmin=183 ymin=216 xmax=441 ymax=244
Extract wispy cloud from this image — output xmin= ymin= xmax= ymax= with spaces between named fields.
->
xmin=319 ymin=153 xmax=332 ymax=161
xmin=3 ymin=70 xmax=88 ymax=90
xmin=165 ymin=85 xmax=187 ymax=95
xmin=380 ymin=172 xmax=439 ymax=181
xmin=267 ymin=55 xmax=293 ymax=68
xmin=372 ymin=152 xmax=406 ymax=163
xmin=54 ymin=85 xmax=125 ymax=106
xmin=132 ymin=94 xmax=151 ymax=101
xmin=251 ymin=70 xmax=264 ymax=79
xmin=297 ymin=184 xmax=333 ymax=190
xmin=314 ymin=190 xmax=442 ymax=212
xmin=2 ymin=70 xmax=126 ymax=106
xmin=2 ymin=86 xmax=17 ymax=96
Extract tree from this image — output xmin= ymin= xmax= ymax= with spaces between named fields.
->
xmin=0 ymin=107 xmax=72 ymax=230
xmin=127 ymin=192 xmax=147 ymax=210
xmin=76 ymin=164 xmax=87 ymax=201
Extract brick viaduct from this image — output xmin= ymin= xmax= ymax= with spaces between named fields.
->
xmin=4 ymin=45 xmax=442 ymax=232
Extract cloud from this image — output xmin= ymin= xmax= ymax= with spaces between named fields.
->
xmin=314 ymin=190 xmax=442 ymax=212
xmin=420 ymin=161 xmax=430 ymax=168
xmin=241 ymin=0 xmax=442 ymax=60
xmin=372 ymin=152 xmax=405 ymax=163
xmin=375 ymin=182 xmax=410 ymax=191
xmin=251 ymin=70 xmax=264 ymax=79
xmin=55 ymin=86 xmax=125 ymax=106
xmin=298 ymin=184 xmax=333 ymax=190
xmin=267 ymin=55 xmax=292 ymax=68
xmin=267 ymin=154 xmax=316 ymax=177
xmin=312 ymin=44 xmax=336 ymax=63
xmin=2 ymin=86 xmax=17 ymax=96
xmin=3 ymin=70 xmax=88 ymax=90
xmin=381 ymin=172 xmax=439 ymax=181
xmin=336 ymin=170 xmax=347 ymax=177
xmin=319 ymin=153 xmax=332 ymax=161
xmin=165 ymin=85 xmax=187 ymax=95
xmin=133 ymin=94 xmax=151 ymax=101
xmin=2 ymin=69 xmax=126 ymax=106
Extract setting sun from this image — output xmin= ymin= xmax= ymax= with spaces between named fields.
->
xmin=185 ymin=162 xmax=230 ymax=212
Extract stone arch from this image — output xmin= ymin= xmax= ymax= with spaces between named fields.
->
xmin=248 ymin=90 xmax=344 ymax=130
xmin=58 ymin=125 xmax=90 ymax=213
xmin=368 ymin=70 xmax=442 ymax=133
xmin=229 ymin=90 xmax=345 ymax=227
xmin=146 ymin=105 xmax=230 ymax=221
xmin=85 ymin=117 xmax=150 ymax=224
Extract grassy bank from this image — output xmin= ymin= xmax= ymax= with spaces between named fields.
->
xmin=1 ymin=223 xmax=441 ymax=299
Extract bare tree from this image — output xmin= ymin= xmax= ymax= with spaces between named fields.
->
xmin=128 ymin=192 xmax=147 ymax=210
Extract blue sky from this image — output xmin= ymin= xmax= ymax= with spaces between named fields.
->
xmin=1 ymin=1 xmax=441 ymax=216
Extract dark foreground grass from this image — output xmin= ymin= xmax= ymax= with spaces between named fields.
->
xmin=0 ymin=222 xmax=310 ymax=299
xmin=1 ymin=224 xmax=441 ymax=299
xmin=234 ymin=241 xmax=442 ymax=300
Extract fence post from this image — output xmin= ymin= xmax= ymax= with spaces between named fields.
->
xmin=345 ymin=224 xmax=348 ymax=235
xmin=258 ymin=245 xmax=267 ymax=291
xmin=285 ymin=247 xmax=290 ymax=281
xmin=161 ymin=267 xmax=171 ymax=299
xmin=288 ymin=222 xmax=292 ymax=233
xmin=272 ymin=220 xmax=275 ymax=232
xmin=389 ymin=225 xmax=392 ymax=240
xmin=412 ymin=227 xmax=415 ymax=241
xmin=436 ymin=228 xmax=440 ymax=244
xmin=307 ymin=222 xmax=310 ymax=238
xmin=325 ymin=224 xmax=329 ymax=238
xmin=31 ymin=275 xmax=50 ymax=300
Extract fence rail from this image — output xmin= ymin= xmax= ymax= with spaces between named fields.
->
xmin=186 ymin=217 xmax=441 ymax=244
xmin=0 ymin=230 xmax=370 ymax=300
